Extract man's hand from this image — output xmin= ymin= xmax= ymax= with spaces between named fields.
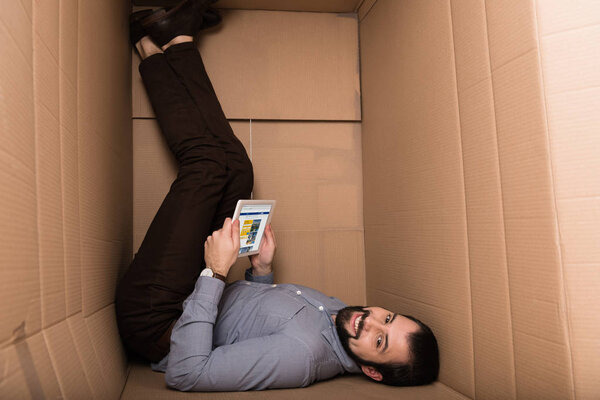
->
xmin=204 ymin=218 xmax=240 ymax=277
xmin=249 ymin=224 xmax=276 ymax=276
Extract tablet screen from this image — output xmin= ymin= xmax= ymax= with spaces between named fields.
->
xmin=237 ymin=204 xmax=272 ymax=255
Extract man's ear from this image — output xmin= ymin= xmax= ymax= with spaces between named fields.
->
xmin=361 ymin=365 xmax=383 ymax=381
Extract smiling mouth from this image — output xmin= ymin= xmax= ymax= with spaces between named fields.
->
xmin=352 ymin=313 xmax=364 ymax=337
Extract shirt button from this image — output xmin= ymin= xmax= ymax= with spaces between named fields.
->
xmin=271 ymin=284 xmax=277 ymax=287
xmin=318 ymin=306 xmax=324 ymax=311
xmin=296 ymin=290 xmax=302 ymax=295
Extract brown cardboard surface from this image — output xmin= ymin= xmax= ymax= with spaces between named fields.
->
xmin=132 ymin=119 xmax=250 ymax=251
xmin=0 ymin=2 xmax=42 ymax=344
xmin=33 ymin=0 xmax=66 ymax=329
xmin=86 ymin=305 xmax=129 ymax=400
xmin=68 ymin=313 xmax=111 ymax=400
xmin=121 ymin=361 xmax=469 ymax=400
xmin=59 ymin=0 xmax=78 ymax=86
xmin=1 ymin=0 xmax=132 ymax=398
xmin=252 ymin=121 xmax=363 ymax=231
xmin=0 ymin=332 xmax=63 ymax=399
xmin=488 ymin=4 xmax=574 ymax=397
xmin=485 ymin=0 xmax=538 ymax=71
xmin=452 ymin=78 xmax=516 ymax=399
xmin=450 ymin=1 xmax=516 ymax=398
xmin=357 ymin=0 xmax=377 ymax=21
xmin=133 ymin=10 xmax=360 ymax=120
xmin=133 ymin=0 xmax=362 ymax=13
xmin=536 ymin=2 xmax=600 ymax=397
xmin=44 ymin=320 xmax=94 ymax=399
xmin=78 ymin=0 xmax=133 ymax=317
xmin=33 ymin=0 xmax=59 ymax=61
xmin=539 ymin=27 xmax=600 ymax=96
xmin=60 ymin=76 xmax=82 ymax=317
xmin=35 ymin=99 xmax=66 ymax=328
xmin=272 ymin=230 xmax=366 ymax=306
xmin=2 ymin=0 xmax=33 ymax=67
xmin=536 ymin=0 xmax=600 ymax=36
xmin=360 ymin=1 xmax=474 ymax=395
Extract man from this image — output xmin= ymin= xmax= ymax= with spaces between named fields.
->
xmin=115 ymin=0 xmax=439 ymax=392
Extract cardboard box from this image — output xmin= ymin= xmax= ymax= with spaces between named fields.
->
xmin=1 ymin=0 xmax=598 ymax=398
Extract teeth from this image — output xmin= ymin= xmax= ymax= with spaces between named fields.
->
xmin=354 ymin=315 xmax=361 ymax=334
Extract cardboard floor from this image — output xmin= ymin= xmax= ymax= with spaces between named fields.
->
xmin=121 ymin=361 xmax=468 ymax=400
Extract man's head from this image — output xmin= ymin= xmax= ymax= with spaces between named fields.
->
xmin=335 ymin=306 xmax=439 ymax=386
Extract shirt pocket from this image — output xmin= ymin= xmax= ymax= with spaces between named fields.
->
xmin=258 ymin=292 xmax=305 ymax=320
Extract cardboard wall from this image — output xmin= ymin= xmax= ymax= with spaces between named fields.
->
xmin=132 ymin=9 xmax=366 ymax=306
xmin=536 ymin=2 xmax=600 ymax=398
xmin=0 ymin=0 xmax=132 ymax=398
xmin=360 ymin=0 xmax=599 ymax=399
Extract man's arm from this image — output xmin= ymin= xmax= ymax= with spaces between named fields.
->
xmin=166 ymin=219 xmax=307 ymax=391
xmin=166 ymin=276 xmax=311 ymax=391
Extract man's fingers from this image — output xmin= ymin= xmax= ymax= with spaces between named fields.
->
xmin=231 ymin=219 xmax=240 ymax=246
xmin=266 ymin=224 xmax=276 ymax=246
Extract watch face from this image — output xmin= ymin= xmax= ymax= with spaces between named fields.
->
xmin=200 ymin=268 xmax=214 ymax=277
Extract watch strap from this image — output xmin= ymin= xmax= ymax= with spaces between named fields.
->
xmin=212 ymin=271 xmax=227 ymax=282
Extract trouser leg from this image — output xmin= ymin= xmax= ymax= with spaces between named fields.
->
xmin=163 ymin=42 xmax=254 ymax=232
xmin=115 ymin=48 xmax=251 ymax=362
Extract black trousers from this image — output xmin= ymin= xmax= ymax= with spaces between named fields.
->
xmin=115 ymin=42 xmax=253 ymax=362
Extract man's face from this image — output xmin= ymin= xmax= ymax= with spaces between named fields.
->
xmin=335 ymin=306 xmax=420 ymax=367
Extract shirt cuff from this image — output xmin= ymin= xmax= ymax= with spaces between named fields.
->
xmin=191 ymin=276 xmax=226 ymax=304
xmin=245 ymin=267 xmax=274 ymax=284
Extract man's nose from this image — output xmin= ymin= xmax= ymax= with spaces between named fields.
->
xmin=363 ymin=315 xmax=379 ymax=331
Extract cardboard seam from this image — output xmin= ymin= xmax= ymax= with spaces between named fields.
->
xmin=14 ymin=337 xmax=46 ymax=399
xmin=368 ymin=287 xmax=455 ymax=314
xmin=33 ymin=31 xmax=59 ymax=66
xmin=66 ymin=314 xmax=98 ymax=396
xmin=0 ymin=148 xmax=35 ymax=175
xmin=41 ymin=330 xmax=66 ymax=398
xmin=513 ymin=328 xmax=572 ymax=348
xmin=354 ymin=0 xmax=367 ymax=13
xmin=447 ymin=1 xmax=476 ymax=397
xmin=532 ymin=2 xmax=577 ymax=398
xmin=32 ymin=22 xmax=45 ymax=336
xmin=0 ymin=11 xmax=32 ymax=67
xmin=541 ymin=21 xmax=600 ymax=40
xmin=547 ymin=84 xmax=600 ymax=98
xmin=482 ymin=0 xmax=518 ymax=397
xmin=490 ymin=47 xmax=536 ymax=73
xmin=358 ymin=0 xmax=378 ymax=22
xmin=59 ymin=63 xmax=75 ymax=321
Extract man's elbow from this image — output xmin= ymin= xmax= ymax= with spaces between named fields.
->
xmin=165 ymin=370 xmax=190 ymax=391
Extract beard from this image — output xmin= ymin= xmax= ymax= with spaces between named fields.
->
xmin=335 ymin=306 xmax=371 ymax=364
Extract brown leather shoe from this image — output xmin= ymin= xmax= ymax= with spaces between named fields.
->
xmin=142 ymin=0 xmax=217 ymax=47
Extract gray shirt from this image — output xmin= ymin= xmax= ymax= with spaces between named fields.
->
xmin=152 ymin=268 xmax=361 ymax=391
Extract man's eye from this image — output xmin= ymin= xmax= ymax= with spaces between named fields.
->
xmin=376 ymin=336 xmax=382 ymax=347
xmin=385 ymin=314 xmax=391 ymax=323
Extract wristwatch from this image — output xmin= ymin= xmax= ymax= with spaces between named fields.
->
xmin=200 ymin=267 xmax=227 ymax=282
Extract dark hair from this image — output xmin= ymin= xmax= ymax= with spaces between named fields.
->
xmin=355 ymin=315 xmax=439 ymax=386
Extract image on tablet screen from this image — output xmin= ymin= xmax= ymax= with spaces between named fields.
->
xmin=237 ymin=204 xmax=272 ymax=254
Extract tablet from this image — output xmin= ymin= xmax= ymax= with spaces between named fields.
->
xmin=232 ymin=200 xmax=276 ymax=257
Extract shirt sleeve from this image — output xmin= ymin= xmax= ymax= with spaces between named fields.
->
xmin=166 ymin=276 xmax=311 ymax=391
xmin=244 ymin=267 xmax=274 ymax=284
